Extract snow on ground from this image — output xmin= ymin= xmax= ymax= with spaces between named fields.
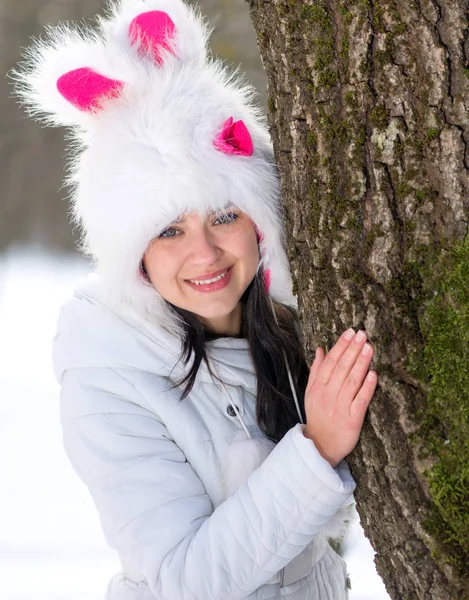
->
xmin=0 ymin=247 xmax=389 ymax=600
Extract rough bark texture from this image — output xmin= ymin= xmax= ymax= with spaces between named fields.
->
xmin=248 ymin=1 xmax=469 ymax=599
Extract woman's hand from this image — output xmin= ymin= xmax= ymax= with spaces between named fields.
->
xmin=304 ymin=328 xmax=378 ymax=468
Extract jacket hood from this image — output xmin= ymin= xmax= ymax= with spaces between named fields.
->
xmin=53 ymin=273 xmax=257 ymax=393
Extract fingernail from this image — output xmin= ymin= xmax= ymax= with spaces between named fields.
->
xmin=355 ymin=330 xmax=366 ymax=342
xmin=344 ymin=328 xmax=355 ymax=340
xmin=367 ymin=371 xmax=376 ymax=382
xmin=361 ymin=343 xmax=371 ymax=355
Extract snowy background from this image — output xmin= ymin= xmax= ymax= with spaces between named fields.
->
xmin=0 ymin=247 xmax=390 ymax=600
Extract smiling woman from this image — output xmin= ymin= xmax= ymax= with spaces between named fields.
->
xmin=12 ymin=1 xmax=377 ymax=599
xmin=143 ymin=209 xmax=259 ymax=335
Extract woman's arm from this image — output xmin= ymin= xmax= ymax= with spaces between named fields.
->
xmin=60 ymin=367 xmax=355 ymax=600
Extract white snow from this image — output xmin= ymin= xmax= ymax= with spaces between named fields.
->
xmin=0 ymin=247 xmax=390 ymax=600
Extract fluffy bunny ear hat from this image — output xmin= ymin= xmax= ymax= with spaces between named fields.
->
xmin=13 ymin=0 xmax=296 ymax=337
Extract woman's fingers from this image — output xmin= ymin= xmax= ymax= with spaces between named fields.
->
xmin=349 ymin=370 xmax=378 ymax=422
xmin=314 ymin=328 xmax=356 ymax=385
xmin=333 ymin=339 xmax=374 ymax=401
xmin=303 ymin=329 xmax=378 ymax=467
xmin=319 ymin=330 xmax=368 ymax=391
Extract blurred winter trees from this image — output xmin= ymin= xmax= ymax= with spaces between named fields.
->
xmin=0 ymin=0 xmax=264 ymax=251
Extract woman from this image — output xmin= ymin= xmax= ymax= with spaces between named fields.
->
xmin=14 ymin=0 xmax=378 ymax=598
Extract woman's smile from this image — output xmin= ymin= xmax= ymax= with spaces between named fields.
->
xmin=185 ymin=266 xmax=233 ymax=292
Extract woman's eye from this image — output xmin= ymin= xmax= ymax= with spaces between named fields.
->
xmin=158 ymin=227 xmax=180 ymax=238
xmin=214 ymin=212 xmax=238 ymax=225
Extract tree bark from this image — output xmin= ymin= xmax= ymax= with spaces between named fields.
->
xmin=248 ymin=1 xmax=469 ymax=598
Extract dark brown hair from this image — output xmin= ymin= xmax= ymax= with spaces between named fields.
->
xmin=167 ymin=270 xmax=309 ymax=443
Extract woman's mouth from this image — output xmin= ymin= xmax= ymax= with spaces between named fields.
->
xmin=185 ymin=266 xmax=233 ymax=292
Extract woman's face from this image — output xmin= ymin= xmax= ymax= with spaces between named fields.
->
xmin=143 ymin=207 xmax=259 ymax=335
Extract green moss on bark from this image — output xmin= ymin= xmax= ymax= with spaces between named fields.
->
xmin=370 ymin=104 xmax=390 ymax=130
xmin=426 ymin=128 xmax=440 ymax=141
xmin=415 ymin=190 xmax=425 ymax=201
xmin=300 ymin=4 xmax=331 ymax=30
xmin=408 ymin=237 xmax=469 ymax=574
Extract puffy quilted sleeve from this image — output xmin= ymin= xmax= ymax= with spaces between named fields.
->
xmin=60 ymin=367 xmax=355 ymax=600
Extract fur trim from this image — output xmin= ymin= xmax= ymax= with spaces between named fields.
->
xmin=12 ymin=0 xmax=296 ymax=334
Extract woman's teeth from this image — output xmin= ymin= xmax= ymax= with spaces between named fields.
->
xmin=189 ymin=270 xmax=229 ymax=285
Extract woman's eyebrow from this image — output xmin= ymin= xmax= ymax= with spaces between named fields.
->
xmin=211 ymin=203 xmax=237 ymax=214
xmin=172 ymin=204 xmax=237 ymax=225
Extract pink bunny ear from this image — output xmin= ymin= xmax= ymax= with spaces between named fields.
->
xmin=57 ymin=68 xmax=124 ymax=113
xmin=129 ymin=11 xmax=176 ymax=65
xmin=214 ymin=117 xmax=254 ymax=156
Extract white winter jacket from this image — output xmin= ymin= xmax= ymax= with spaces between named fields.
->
xmin=53 ymin=275 xmax=356 ymax=600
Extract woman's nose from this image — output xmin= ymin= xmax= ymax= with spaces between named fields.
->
xmin=188 ymin=228 xmax=222 ymax=264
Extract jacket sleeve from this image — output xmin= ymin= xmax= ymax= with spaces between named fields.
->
xmin=59 ymin=367 xmax=355 ymax=600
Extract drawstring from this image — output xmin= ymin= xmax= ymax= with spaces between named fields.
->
xmin=268 ymin=296 xmax=305 ymax=425
xmin=210 ymin=295 xmax=305 ymax=439
xmin=217 ymin=376 xmax=253 ymax=439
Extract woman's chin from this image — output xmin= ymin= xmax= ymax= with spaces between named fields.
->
xmin=193 ymin=305 xmax=238 ymax=321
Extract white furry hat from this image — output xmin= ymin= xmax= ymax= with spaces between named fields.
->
xmin=13 ymin=0 xmax=296 ymax=335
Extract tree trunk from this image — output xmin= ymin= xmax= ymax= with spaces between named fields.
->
xmin=248 ymin=1 xmax=469 ymax=598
